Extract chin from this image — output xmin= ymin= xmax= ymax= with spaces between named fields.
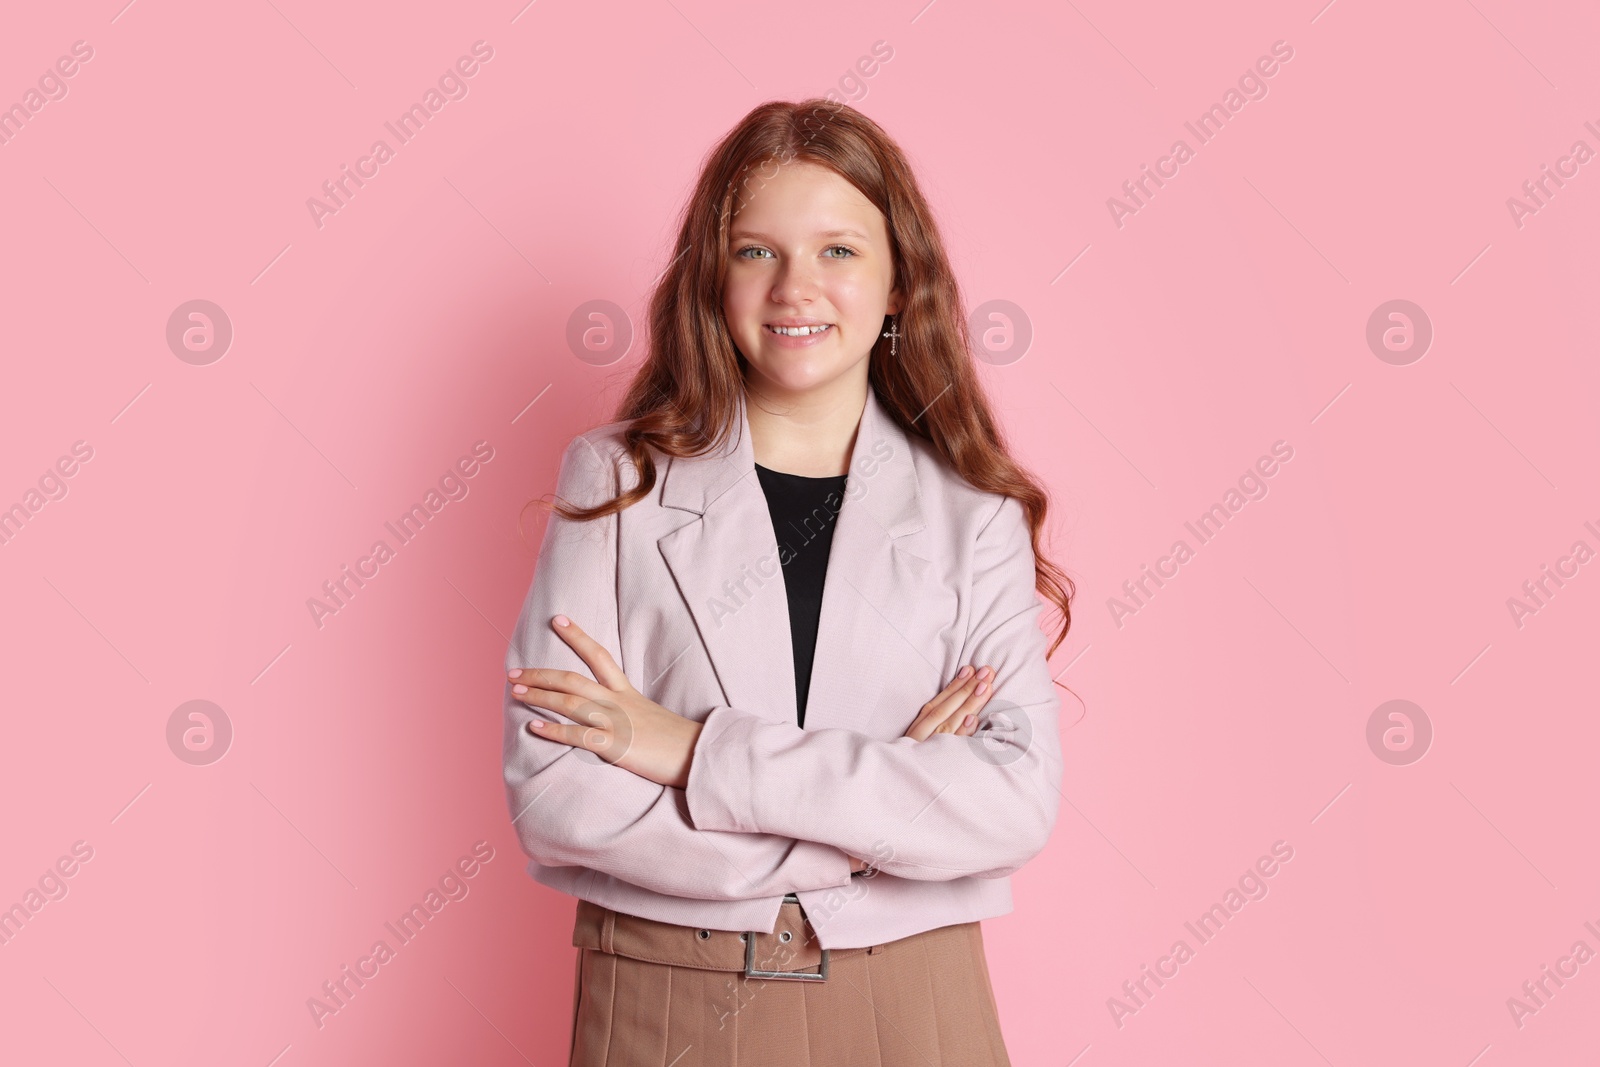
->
xmin=753 ymin=369 xmax=825 ymax=393
xmin=742 ymin=339 xmax=866 ymax=391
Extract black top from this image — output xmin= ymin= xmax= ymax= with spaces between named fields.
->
xmin=753 ymin=462 xmax=849 ymax=728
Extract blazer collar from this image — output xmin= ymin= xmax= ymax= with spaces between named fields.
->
xmin=655 ymin=385 xmax=933 ymax=731
xmin=658 ymin=385 xmax=924 ymax=536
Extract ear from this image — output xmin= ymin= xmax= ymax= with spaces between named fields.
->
xmin=885 ymin=287 xmax=904 ymax=316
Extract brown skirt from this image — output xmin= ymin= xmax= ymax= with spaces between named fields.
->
xmin=567 ymin=897 xmax=1012 ymax=1066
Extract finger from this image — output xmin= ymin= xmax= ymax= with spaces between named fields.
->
xmin=950 ymin=679 xmax=997 ymax=735
xmin=930 ymin=673 xmax=998 ymax=737
xmin=915 ymin=671 xmax=972 ymax=739
xmin=526 ymin=705 xmax=634 ymax=764
xmin=525 ymin=718 xmax=590 ymax=749
xmin=549 ymin=615 xmax=629 ymax=690
xmin=919 ymin=665 xmax=976 ymax=712
xmin=509 ymin=667 xmax=611 ymax=706
xmin=927 ymin=676 xmax=985 ymax=735
xmin=956 ymin=681 xmax=999 ymax=735
xmin=932 ymin=707 xmax=971 ymax=735
xmin=921 ymin=667 xmax=985 ymax=719
xmin=921 ymin=668 xmax=994 ymax=736
xmin=905 ymin=671 xmax=987 ymax=741
xmin=957 ymin=675 xmax=996 ymax=716
xmin=936 ymin=664 xmax=977 ymax=696
xmin=510 ymin=686 xmax=617 ymax=729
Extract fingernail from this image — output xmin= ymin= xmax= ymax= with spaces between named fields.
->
xmin=553 ymin=615 xmax=570 ymax=627
xmin=976 ymin=682 xmax=989 ymax=696
xmin=513 ymin=684 xmax=527 ymax=694
xmin=977 ymin=667 xmax=992 ymax=680
xmin=507 ymin=669 xmax=520 ymax=679
xmin=529 ymin=720 xmax=544 ymax=730
xmin=958 ymin=666 xmax=972 ymax=678
xmin=963 ymin=714 xmax=976 ymax=728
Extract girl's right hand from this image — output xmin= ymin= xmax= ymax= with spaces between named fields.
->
xmin=902 ymin=665 xmax=996 ymax=742
xmin=846 ymin=671 xmax=996 ymax=874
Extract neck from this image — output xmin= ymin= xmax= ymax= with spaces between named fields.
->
xmin=744 ymin=375 xmax=867 ymax=478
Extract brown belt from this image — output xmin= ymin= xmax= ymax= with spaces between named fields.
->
xmin=573 ymin=893 xmax=882 ymax=982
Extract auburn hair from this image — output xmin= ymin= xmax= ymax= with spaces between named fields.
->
xmin=534 ymin=98 xmax=1075 ymax=662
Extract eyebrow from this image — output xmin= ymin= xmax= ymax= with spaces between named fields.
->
xmin=729 ymin=228 xmax=871 ymax=241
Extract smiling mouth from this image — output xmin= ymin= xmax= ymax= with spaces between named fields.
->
xmin=766 ymin=324 xmax=833 ymax=336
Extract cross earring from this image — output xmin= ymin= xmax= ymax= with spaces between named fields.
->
xmin=882 ymin=315 xmax=900 ymax=357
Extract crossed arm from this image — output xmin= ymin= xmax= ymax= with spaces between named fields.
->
xmin=501 ymin=436 xmax=1062 ymax=899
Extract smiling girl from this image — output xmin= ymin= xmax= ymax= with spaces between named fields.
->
xmin=503 ymin=99 xmax=1074 ymax=1066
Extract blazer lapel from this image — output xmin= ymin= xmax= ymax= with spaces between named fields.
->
xmin=656 ymin=386 xmax=929 ymax=731
xmin=657 ymin=397 xmax=799 ymax=726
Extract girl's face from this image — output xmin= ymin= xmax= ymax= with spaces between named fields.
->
xmin=724 ymin=160 xmax=902 ymax=403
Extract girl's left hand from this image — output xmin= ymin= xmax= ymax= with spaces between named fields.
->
xmin=508 ymin=615 xmax=702 ymax=789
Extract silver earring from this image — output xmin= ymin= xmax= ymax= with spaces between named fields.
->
xmin=882 ymin=315 xmax=900 ymax=356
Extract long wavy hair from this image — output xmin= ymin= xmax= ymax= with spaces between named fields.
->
xmin=535 ymin=98 xmax=1075 ymax=663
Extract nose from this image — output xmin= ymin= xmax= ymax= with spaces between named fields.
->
xmin=770 ymin=257 xmax=821 ymax=306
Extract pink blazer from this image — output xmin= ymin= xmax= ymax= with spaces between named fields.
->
xmin=502 ymin=385 xmax=1064 ymax=950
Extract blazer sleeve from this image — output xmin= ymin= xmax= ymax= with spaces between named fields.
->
xmin=684 ymin=492 xmax=1064 ymax=881
xmin=502 ymin=434 xmax=857 ymax=902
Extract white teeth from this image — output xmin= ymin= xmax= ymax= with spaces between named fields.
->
xmin=768 ymin=324 xmax=831 ymax=336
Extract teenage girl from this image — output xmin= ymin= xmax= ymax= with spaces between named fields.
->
xmin=503 ymin=98 xmax=1074 ymax=1067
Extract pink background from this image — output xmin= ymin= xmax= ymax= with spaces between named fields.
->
xmin=2 ymin=0 xmax=1596 ymax=1063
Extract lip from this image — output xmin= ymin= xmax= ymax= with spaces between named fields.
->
xmin=766 ymin=318 xmax=831 ymax=327
xmin=764 ymin=322 xmax=834 ymax=349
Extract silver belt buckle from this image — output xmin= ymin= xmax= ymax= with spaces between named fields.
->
xmin=743 ymin=892 xmax=829 ymax=982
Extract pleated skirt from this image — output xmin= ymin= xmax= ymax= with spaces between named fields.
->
xmin=566 ymin=900 xmax=1012 ymax=1066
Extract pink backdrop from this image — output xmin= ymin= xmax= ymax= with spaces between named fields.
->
xmin=2 ymin=1 xmax=1596 ymax=1064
